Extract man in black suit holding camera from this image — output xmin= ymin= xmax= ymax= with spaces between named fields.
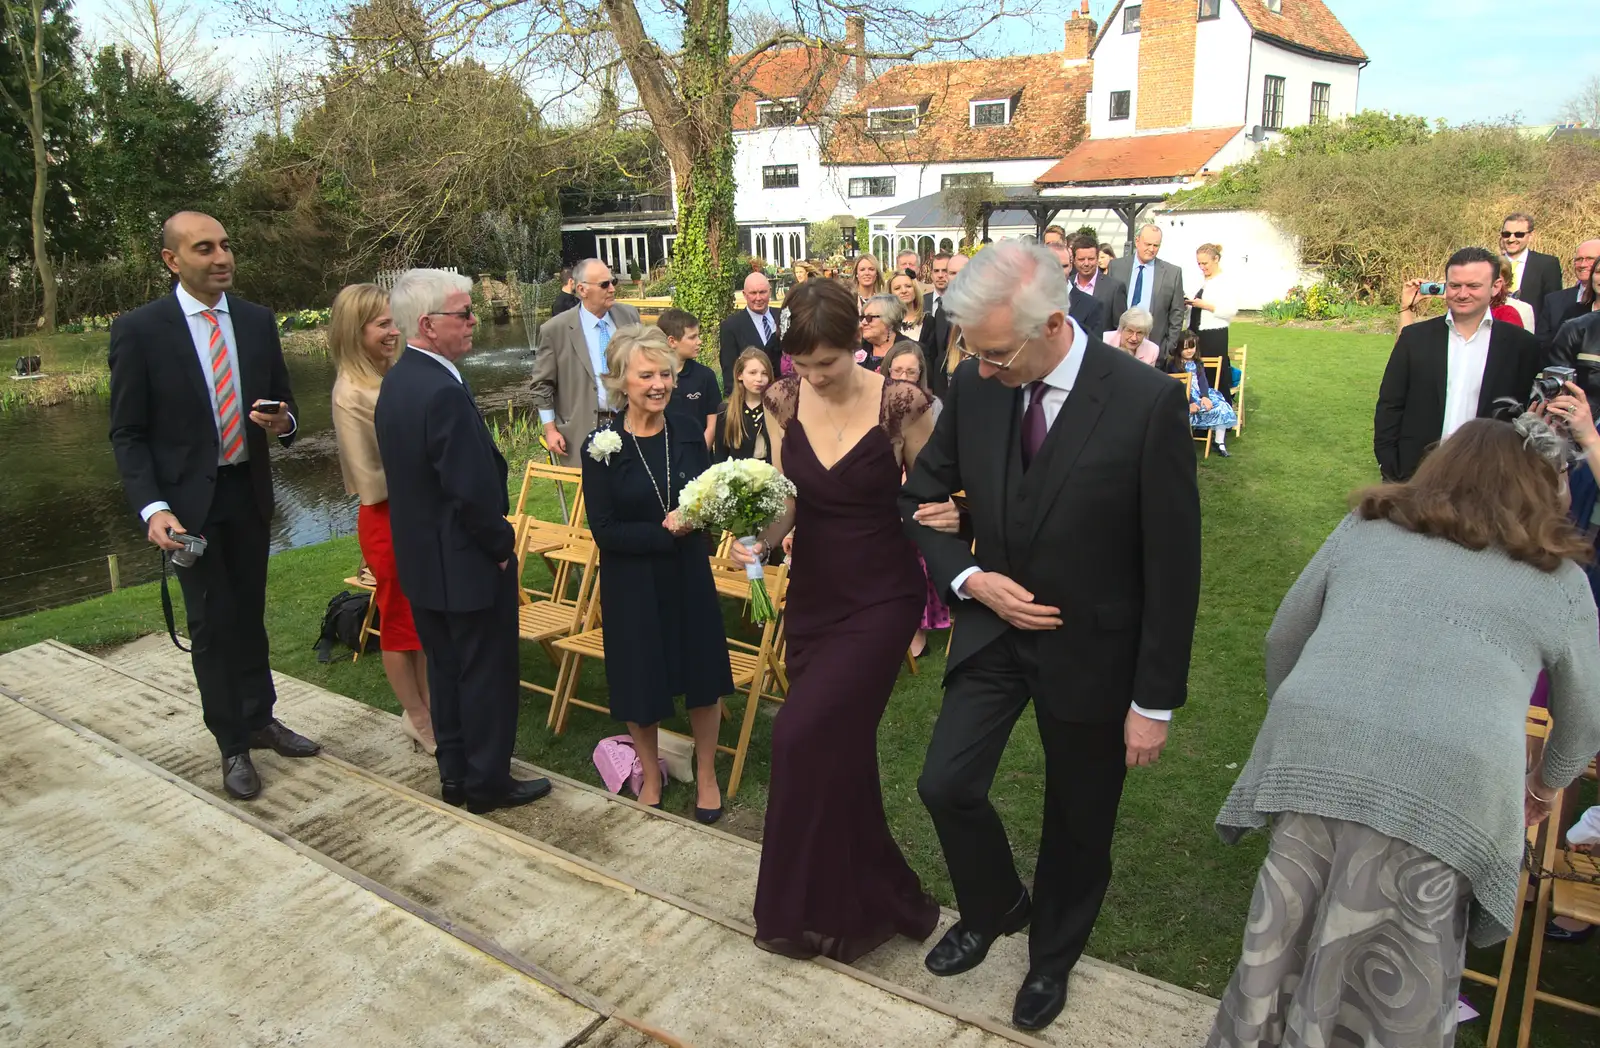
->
xmin=376 ymin=268 xmax=550 ymax=814
xmin=108 ymin=211 xmax=319 ymax=800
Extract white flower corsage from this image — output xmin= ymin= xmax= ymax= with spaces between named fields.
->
xmin=589 ymin=429 xmax=623 ymax=464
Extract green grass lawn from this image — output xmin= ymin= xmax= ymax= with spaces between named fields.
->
xmin=2 ymin=322 xmax=1595 ymax=1045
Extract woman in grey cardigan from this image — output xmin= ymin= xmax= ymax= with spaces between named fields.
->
xmin=1207 ymin=415 xmax=1600 ymax=1048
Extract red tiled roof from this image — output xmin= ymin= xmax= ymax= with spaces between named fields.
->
xmin=827 ymin=53 xmax=1092 ymax=166
xmin=731 ymin=46 xmax=847 ymax=132
xmin=1092 ymin=1 xmax=1366 ymax=63
xmin=1035 ymin=126 xmax=1242 ymax=185
xmin=1236 ymin=0 xmax=1366 ymax=62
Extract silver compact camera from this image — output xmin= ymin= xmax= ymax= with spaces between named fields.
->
xmin=167 ymin=528 xmax=208 ymax=568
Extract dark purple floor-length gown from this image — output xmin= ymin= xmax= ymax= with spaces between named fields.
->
xmin=753 ymin=375 xmax=941 ymax=962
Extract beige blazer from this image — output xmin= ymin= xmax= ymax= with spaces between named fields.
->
xmin=331 ymin=373 xmax=388 ymax=504
xmin=531 ymin=302 xmax=642 ymax=466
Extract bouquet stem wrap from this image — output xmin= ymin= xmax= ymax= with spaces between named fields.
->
xmin=737 ymin=536 xmax=776 ymax=623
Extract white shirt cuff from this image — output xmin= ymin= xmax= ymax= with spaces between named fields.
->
xmin=282 ymin=411 xmax=298 ymax=439
xmin=539 ymin=409 xmax=556 ymax=424
xmin=1130 ymin=702 xmax=1173 ymax=722
xmin=140 ymin=501 xmax=171 ymax=522
xmin=950 ymin=566 xmax=981 ymax=600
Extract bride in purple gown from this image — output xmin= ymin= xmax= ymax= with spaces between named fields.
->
xmin=730 ymin=278 xmax=943 ymax=961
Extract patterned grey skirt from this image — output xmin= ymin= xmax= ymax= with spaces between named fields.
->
xmin=1207 ymin=812 xmax=1472 ymax=1048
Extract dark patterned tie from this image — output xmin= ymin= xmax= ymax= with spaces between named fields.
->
xmin=761 ymin=313 xmax=773 ymax=341
xmin=1021 ymin=381 xmax=1048 ymax=470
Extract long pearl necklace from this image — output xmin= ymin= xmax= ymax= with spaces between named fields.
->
xmin=629 ymin=417 xmax=672 ymax=516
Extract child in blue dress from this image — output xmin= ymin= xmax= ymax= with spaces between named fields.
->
xmin=1167 ymin=331 xmax=1238 ymax=457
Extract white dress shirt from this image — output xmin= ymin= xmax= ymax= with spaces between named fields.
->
xmin=409 ymin=344 xmax=463 ymax=384
xmin=140 ymin=285 xmax=297 ymax=522
xmin=1441 ymin=310 xmax=1495 ymax=440
xmin=747 ymin=307 xmax=776 ymax=343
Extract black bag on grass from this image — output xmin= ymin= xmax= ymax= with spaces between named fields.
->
xmin=315 ymin=590 xmax=378 ymax=662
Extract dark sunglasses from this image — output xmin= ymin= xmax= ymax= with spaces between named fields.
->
xmin=584 ymin=279 xmax=618 ymax=289
xmin=426 ymin=309 xmax=474 ymax=321
xmin=1501 ymin=230 xmax=1529 ymax=238
xmin=860 ymin=313 xmax=884 ymax=322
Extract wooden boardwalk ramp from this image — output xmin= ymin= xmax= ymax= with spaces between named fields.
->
xmin=0 ymin=639 xmax=1216 ymax=1047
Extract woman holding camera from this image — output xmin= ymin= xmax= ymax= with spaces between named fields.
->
xmin=329 ymin=283 xmax=433 ymax=754
xmin=1207 ymin=413 xmax=1600 ymax=1048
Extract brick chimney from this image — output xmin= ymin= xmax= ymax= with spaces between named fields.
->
xmin=1063 ymin=1 xmax=1096 ymax=61
xmin=1136 ymin=0 xmax=1197 ymax=131
xmin=845 ymin=15 xmax=867 ymax=81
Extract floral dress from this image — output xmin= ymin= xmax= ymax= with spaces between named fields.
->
xmin=1182 ymin=359 xmax=1238 ymax=430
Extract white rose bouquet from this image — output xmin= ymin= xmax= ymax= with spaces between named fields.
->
xmin=677 ymin=459 xmax=796 ymax=622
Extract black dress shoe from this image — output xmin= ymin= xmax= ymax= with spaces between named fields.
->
xmin=1012 ymin=970 xmax=1068 ymax=1031
xmin=694 ymin=806 xmax=723 ymax=825
xmin=223 ymin=753 xmax=261 ymax=800
xmin=466 ymin=776 xmax=552 ymax=814
xmin=440 ymin=780 xmax=466 ymax=807
xmin=924 ymin=891 xmax=1031 ymax=976
xmin=248 ymin=720 xmax=321 ymax=758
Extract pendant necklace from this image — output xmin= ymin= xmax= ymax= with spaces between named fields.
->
xmin=630 ymin=418 xmax=672 ymax=516
xmin=821 ymin=375 xmax=864 ymax=442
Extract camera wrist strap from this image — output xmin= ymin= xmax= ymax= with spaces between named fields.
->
xmin=158 ymin=548 xmax=192 ymax=653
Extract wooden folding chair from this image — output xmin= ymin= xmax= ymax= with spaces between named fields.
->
xmin=716 ymin=560 xmax=790 ymax=798
xmin=1171 ymin=371 xmax=1211 ymax=458
xmin=507 ymin=460 xmax=586 ymax=601
xmin=1230 ymin=345 xmax=1248 ymax=435
xmin=341 ymin=562 xmax=381 ymax=663
xmin=513 ymin=522 xmax=598 ymax=722
xmin=1456 ymin=707 xmax=1552 ymax=1046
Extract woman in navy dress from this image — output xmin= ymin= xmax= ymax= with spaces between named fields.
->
xmin=731 ymin=278 xmax=942 ymax=961
xmin=581 ymin=326 xmax=733 ymax=823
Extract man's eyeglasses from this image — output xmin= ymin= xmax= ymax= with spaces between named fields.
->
xmin=1575 ymin=255 xmax=1598 ymax=266
xmin=426 ymin=309 xmax=474 ymax=321
xmin=954 ymin=331 xmax=1028 ymax=370
xmin=583 ymin=279 xmax=618 ymax=290
xmin=1501 ymin=230 xmax=1530 ymax=239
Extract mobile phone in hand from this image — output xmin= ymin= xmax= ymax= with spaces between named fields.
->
xmin=254 ymin=400 xmax=283 ymax=415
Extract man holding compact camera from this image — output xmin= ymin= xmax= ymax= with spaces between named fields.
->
xmin=108 ymin=210 xmax=317 ymax=801
xmin=1375 ymin=246 xmax=1543 ymax=482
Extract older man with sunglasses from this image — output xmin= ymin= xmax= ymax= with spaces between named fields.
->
xmin=533 ymin=258 xmax=643 ymax=466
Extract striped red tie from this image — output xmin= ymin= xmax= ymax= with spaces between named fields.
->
xmin=201 ymin=309 xmax=245 ymax=464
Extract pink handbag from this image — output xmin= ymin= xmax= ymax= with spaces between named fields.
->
xmin=593 ymin=735 xmax=668 ymax=798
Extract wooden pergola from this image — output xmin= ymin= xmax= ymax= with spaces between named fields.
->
xmin=978 ymin=188 xmax=1170 ymax=255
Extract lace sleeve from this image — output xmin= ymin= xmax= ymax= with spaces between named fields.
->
xmin=764 ymin=375 xmax=802 ymax=431
xmin=880 ymin=378 xmax=932 ymax=442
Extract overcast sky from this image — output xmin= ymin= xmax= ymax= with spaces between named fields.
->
xmin=71 ymin=0 xmax=1597 ymax=128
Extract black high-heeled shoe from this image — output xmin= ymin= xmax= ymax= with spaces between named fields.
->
xmin=695 ymin=806 xmax=723 ymax=825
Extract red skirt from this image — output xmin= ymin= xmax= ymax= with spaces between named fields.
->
xmin=357 ymin=500 xmax=420 ymax=651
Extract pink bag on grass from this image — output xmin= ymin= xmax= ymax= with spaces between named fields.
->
xmin=593 ymin=735 xmax=668 ymax=798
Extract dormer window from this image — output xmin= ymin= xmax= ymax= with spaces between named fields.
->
xmin=1197 ymin=0 xmax=1221 ymax=19
xmin=1264 ymin=0 xmax=1281 ymax=11
xmin=970 ymin=99 xmax=1013 ymax=127
xmin=867 ymin=105 xmax=921 ymax=133
xmin=1123 ymin=5 xmax=1141 ymax=33
xmin=755 ymin=98 xmax=799 ymax=127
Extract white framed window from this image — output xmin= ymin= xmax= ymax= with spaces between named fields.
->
xmin=848 ymin=176 xmax=897 ymax=198
xmin=1197 ymin=0 xmax=1221 ymax=19
xmin=1123 ymin=5 xmax=1141 ymax=33
xmin=941 ymin=172 xmax=993 ymax=191
xmin=867 ymin=105 xmax=920 ymax=132
xmin=755 ymin=98 xmax=799 ymax=127
xmin=969 ymin=99 xmax=1012 ymax=127
xmin=1261 ymin=75 xmax=1286 ymax=131
xmin=1109 ymin=90 xmax=1131 ymax=121
xmin=762 ymin=164 xmax=799 ymax=190
xmin=1310 ymin=82 xmax=1331 ymax=124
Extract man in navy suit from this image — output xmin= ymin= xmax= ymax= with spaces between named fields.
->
xmin=718 ymin=272 xmax=782 ymax=388
xmin=108 ymin=211 xmax=319 ymax=801
xmin=376 ymin=268 xmax=550 ymax=814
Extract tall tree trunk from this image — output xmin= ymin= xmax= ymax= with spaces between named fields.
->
xmin=16 ymin=0 xmax=57 ymax=332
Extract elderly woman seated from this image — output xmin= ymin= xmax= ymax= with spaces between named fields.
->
xmin=1105 ymin=308 xmax=1160 ymax=365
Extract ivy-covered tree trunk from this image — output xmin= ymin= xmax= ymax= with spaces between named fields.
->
xmin=3 ymin=0 xmax=60 ymax=332
xmin=606 ymin=0 xmax=738 ymax=373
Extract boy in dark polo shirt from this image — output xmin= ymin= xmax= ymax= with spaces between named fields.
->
xmin=660 ymin=308 xmax=719 ymax=447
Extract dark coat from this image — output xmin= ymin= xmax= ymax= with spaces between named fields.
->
xmin=1373 ymin=316 xmax=1543 ymax=483
xmin=718 ymin=308 xmax=783 ymax=390
xmin=1068 ymin=286 xmax=1108 ymax=339
xmin=920 ymin=295 xmax=956 ymax=399
xmin=901 ymin=340 xmax=1202 ymax=720
xmin=1547 ymin=311 xmax=1600 ymax=404
xmin=108 ymin=292 xmax=297 ymax=529
xmin=1109 ymin=255 xmax=1186 ymax=356
xmin=711 ymin=400 xmax=771 ymax=463
xmin=1089 ymin=272 xmax=1128 ymax=330
xmin=581 ymin=410 xmax=733 ymax=722
xmin=1539 ymin=285 xmax=1589 ymax=348
xmin=375 ymin=348 xmax=515 ymax=613
xmin=1512 ymin=250 xmax=1564 ymax=313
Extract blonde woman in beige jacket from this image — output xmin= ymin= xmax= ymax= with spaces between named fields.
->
xmin=330 ymin=283 xmax=434 ymax=754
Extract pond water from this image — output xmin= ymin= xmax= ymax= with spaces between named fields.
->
xmin=0 ymin=321 xmax=540 ymax=618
